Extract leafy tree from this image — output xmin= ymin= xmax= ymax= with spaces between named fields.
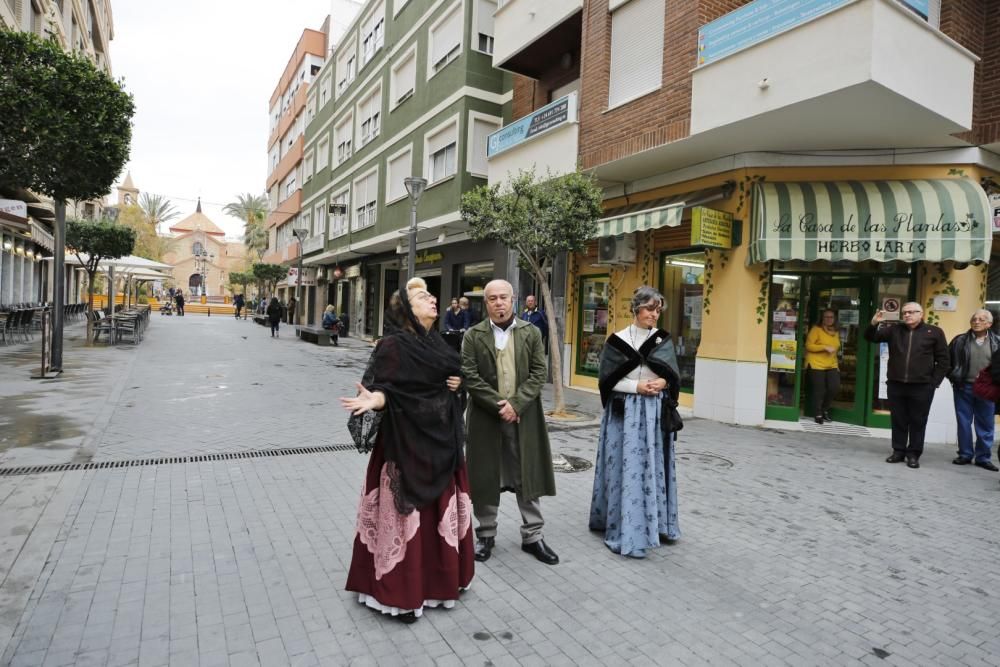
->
xmin=252 ymin=263 xmax=288 ymax=297
xmin=138 ymin=192 xmax=178 ymax=232
xmin=461 ymin=169 xmax=603 ymax=415
xmin=228 ymin=271 xmax=253 ymax=298
xmin=224 ymin=193 xmax=269 ymax=261
xmin=0 ymin=30 xmax=135 ymax=369
xmin=66 ymin=218 xmax=136 ymax=341
xmin=117 ymin=204 xmax=174 ymax=261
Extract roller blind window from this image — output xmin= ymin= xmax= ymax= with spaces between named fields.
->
xmin=608 ymin=0 xmax=664 ymax=108
xmin=430 ymin=4 xmax=462 ymax=73
xmin=387 ymin=149 xmax=412 ymax=201
xmin=391 ymin=51 xmax=416 ymax=105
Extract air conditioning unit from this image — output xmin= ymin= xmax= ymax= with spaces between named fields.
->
xmin=597 ymin=234 xmax=637 ymax=265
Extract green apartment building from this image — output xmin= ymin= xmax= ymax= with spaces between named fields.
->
xmin=299 ymin=0 xmax=510 ymax=337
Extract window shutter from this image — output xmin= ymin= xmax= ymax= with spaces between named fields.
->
xmin=387 ymin=150 xmax=412 ymax=201
xmin=432 ymin=5 xmax=462 ymax=66
xmin=427 ymin=123 xmax=456 ymax=156
xmin=608 ymin=0 xmax=664 ymax=107
xmin=477 ymin=0 xmax=496 ymax=37
xmin=394 ymin=52 xmax=416 ymax=101
xmin=471 ymin=119 xmax=498 ymax=174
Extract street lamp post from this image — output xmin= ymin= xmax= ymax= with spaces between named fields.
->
xmin=403 ymin=177 xmax=428 ymax=279
xmin=290 ymin=227 xmax=310 ymax=325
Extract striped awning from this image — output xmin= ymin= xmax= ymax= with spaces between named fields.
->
xmin=749 ymin=180 xmax=992 ymax=264
xmin=594 ymin=186 xmax=729 ymax=238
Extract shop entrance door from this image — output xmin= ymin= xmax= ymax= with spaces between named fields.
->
xmin=807 ymin=277 xmax=872 ymax=425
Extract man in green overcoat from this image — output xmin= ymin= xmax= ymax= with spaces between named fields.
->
xmin=462 ymin=279 xmax=559 ymax=565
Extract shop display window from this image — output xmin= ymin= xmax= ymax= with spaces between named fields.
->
xmin=766 ymin=275 xmax=801 ymax=408
xmin=660 ymin=252 xmax=705 ymax=392
xmin=457 ymin=261 xmax=493 ymax=324
xmin=576 ymin=276 xmax=610 ymax=376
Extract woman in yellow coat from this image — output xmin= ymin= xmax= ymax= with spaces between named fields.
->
xmin=805 ymin=309 xmax=841 ymax=423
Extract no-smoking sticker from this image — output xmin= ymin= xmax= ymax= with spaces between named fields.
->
xmin=882 ymin=298 xmax=900 ymax=321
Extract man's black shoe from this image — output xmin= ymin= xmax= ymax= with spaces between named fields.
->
xmin=906 ymin=455 xmax=920 ymax=469
xmin=521 ymin=539 xmax=559 ymax=565
xmin=886 ymin=452 xmax=906 ymax=463
xmin=474 ymin=537 xmax=494 ymax=562
xmin=953 ymin=457 xmax=972 ymax=465
xmin=975 ymin=460 xmax=999 ymax=472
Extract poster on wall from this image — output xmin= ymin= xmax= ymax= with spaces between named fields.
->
xmin=583 ymin=310 xmax=595 ymax=333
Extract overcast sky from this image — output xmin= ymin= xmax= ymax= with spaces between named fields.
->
xmin=109 ymin=0 xmax=336 ymax=238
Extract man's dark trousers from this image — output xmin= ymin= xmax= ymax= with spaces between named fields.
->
xmin=886 ymin=381 xmax=935 ymax=457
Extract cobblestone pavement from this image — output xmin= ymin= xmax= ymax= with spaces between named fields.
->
xmin=2 ymin=315 xmax=1000 ymax=665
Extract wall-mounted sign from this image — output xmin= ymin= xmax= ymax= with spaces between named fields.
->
xmin=881 ymin=297 xmax=900 ymax=321
xmin=286 ymin=267 xmax=317 ymax=287
xmin=345 ymin=264 xmax=361 ymax=279
xmin=697 ymin=0 xmax=851 ymax=66
xmin=690 ymin=206 xmax=733 ymax=249
xmin=416 ymin=250 xmax=443 ymax=265
xmin=932 ymin=294 xmax=957 ymax=312
xmin=0 ymin=199 xmax=27 ymax=219
xmin=487 ymin=93 xmax=577 ymax=159
xmin=900 ymin=0 xmax=929 ymax=19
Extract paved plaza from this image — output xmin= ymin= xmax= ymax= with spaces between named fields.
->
xmin=1 ymin=314 xmax=1000 ymax=666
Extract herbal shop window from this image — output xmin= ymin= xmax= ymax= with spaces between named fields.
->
xmin=660 ymin=251 xmax=705 ymax=393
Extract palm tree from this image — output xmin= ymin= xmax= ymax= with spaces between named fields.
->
xmin=224 ymin=193 xmax=269 ymax=261
xmin=138 ymin=192 xmax=179 ymax=233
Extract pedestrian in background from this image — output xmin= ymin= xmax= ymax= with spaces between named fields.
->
xmin=459 ymin=296 xmax=477 ymax=327
xmin=444 ymin=298 xmax=468 ymax=331
xmin=234 ymin=293 xmax=245 ymax=319
xmin=521 ymin=294 xmax=548 ymax=351
xmin=339 ymin=277 xmax=471 ymax=624
xmin=286 ymin=296 xmax=297 ymax=325
xmin=462 ymin=279 xmax=559 ymax=566
xmin=805 ymin=309 xmax=841 ymax=424
xmin=322 ymin=305 xmax=341 ymax=346
xmin=948 ymin=309 xmax=999 ymax=471
xmin=864 ymin=303 xmax=949 ymax=469
xmin=267 ymin=297 xmax=282 ymax=337
xmin=174 ymin=290 xmax=185 ymax=316
xmin=591 ymin=286 xmax=681 ymax=558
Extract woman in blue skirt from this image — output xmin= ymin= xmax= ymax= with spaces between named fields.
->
xmin=590 ymin=285 xmax=681 ymax=558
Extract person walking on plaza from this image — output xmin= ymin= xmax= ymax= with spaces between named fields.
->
xmin=286 ymin=296 xmax=297 ymax=325
xmin=948 ymin=309 xmax=999 ymax=471
xmin=174 ymin=290 xmax=185 ymax=316
xmin=591 ymin=286 xmax=681 ymax=558
xmin=233 ymin=293 xmax=245 ymax=319
xmin=266 ymin=297 xmax=282 ymax=337
xmin=322 ymin=305 xmax=341 ymax=346
xmin=339 ymin=277 xmax=472 ymax=624
xmin=459 ymin=296 xmax=477 ymax=326
xmin=864 ymin=302 xmax=949 ymax=469
xmin=462 ymin=279 xmax=559 ymax=565
xmin=805 ymin=309 xmax=841 ymax=424
xmin=521 ymin=294 xmax=548 ymax=351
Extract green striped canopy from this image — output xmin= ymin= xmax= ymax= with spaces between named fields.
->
xmin=594 ymin=198 xmax=684 ymax=238
xmin=749 ymin=180 xmax=992 ymax=264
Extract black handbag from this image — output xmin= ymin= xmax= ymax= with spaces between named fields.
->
xmin=347 ymin=409 xmax=382 ymax=454
xmin=347 ymin=345 xmax=382 ymax=454
xmin=661 ymin=394 xmax=683 ymax=434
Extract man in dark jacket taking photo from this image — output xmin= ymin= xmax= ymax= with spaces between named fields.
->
xmin=865 ymin=302 xmax=949 ymax=469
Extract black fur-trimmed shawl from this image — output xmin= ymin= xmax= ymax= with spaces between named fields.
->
xmin=598 ymin=328 xmax=681 ymax=408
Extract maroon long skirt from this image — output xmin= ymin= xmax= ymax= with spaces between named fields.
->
xmin=345 ymin=442 xmax=475 ymax=618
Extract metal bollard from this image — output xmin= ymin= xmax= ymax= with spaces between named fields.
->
xmin=208 ymin=307 xmax=211 ymax=317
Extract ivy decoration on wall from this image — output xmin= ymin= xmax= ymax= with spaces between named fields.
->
xmin=702 ymin=249 xmax=715 ymax=315
xmin=922 ymin=262 xmax=959 ymax=326
xmin=756 ymin=266 xmax=770 ymax=324
xmin=640 ymin=229 xmax=654 ymax=287
xmin=979 ymin=263 xmax=988 ymax=306
xmin=736 ymin=174 xmax=767 ymax=217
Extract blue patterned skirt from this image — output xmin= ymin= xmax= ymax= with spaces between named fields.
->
xmin=589 ymin=392 xmax=680 ymax=558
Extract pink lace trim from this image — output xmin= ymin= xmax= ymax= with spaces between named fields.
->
xmin=356 ymin=462 xmax=421 ymax=580
xmin=438 ymin=487 xmax=472 ymax=549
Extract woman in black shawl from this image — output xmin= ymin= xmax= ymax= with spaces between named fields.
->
xmin=589 ymin=285 xmax=682 ymax=558
xmin=340 ymin=277 xmax=473 ymax=623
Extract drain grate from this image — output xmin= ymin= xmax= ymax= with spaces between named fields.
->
xmin=0 ymin=444 xmax=358 ymax=477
